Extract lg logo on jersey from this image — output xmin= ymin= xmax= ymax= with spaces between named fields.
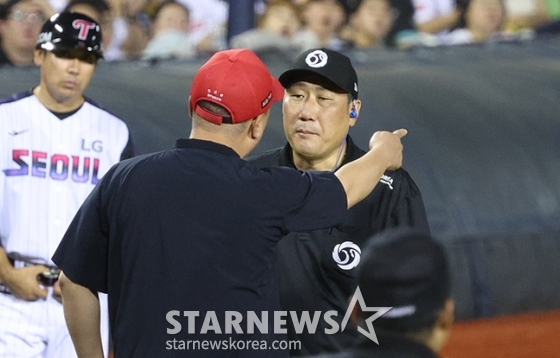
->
xmin=2 ymin=149 xmax=101 ymax=184
xmin=81 ymin=139 xmax=103 ymax=152
xmin=332 ymin=241 xmax=361 ymax=270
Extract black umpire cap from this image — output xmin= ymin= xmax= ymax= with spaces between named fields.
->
xmin=279 ymin=48 xmax=359 ymax=99
xmin=36 ymin=12 xmax=104 ymax=59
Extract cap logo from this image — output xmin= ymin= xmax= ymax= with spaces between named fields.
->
xmin=37 ymin=32 xmax=52 ymax=44
xmin=72 ymin=19 xmax=96 ymax=40
xmin=261 ymin=91 xmax=273 ymax=108
xmin=305 ymin=50 xmax=328 ymax=68
xmin=332 ymin=241 xmax=361 ymax=270
xmin=206 ymin=89 xmax=224 ymax=102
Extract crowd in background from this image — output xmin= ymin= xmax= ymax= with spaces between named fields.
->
xmin=1 ymin=0 xmax=560 ymax=66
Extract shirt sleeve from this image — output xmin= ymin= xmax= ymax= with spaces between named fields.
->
xmin=120 ymin=133 xmax=136 ymax=161
xmin=52 ymin=173 xmax=111 ymax=293
xmin=390 ymin=170 xmax=431 ymax=234
xmin=265 ymin=167 xmax=348 ymax=233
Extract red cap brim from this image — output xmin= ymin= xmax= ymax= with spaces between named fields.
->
xmin=271 ymin=76 xmax=284 ymax=102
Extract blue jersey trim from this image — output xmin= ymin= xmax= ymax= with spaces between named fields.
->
xmin=0 ymin=89 xmax=34 ymax=105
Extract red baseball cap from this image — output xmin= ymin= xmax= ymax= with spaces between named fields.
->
xmin=189 ymin=49 xmax=284 ymax=125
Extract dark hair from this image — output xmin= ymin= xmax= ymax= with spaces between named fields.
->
xmin=197 ymin=100 xmax=230 ymax=117
xmin=63 ymin=0 xmax=110 ymax=16
xmin=0 ymin=0 xmax=23 ymax=20
xmin=150 ymin=0 xmax=189 ymax=22
xmin=453 ymin=0 xmax=470 ymax=30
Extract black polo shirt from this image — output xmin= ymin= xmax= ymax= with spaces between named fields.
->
xmin=248 ymin=136 xmax=430 ymax=356
xmin=310 ymin=333 xmax=440 ymax=358
xmin=53 ymin=138 xmax=348 ymax=358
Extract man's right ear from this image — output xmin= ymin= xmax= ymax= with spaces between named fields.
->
xmin=437 ymin=299 xmax=455 ymax=331
xmin=248 ymin=110 xmax=270 ymax=140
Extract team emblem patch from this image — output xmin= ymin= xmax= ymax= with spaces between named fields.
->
xmin=72 ymin=19 xmax=97 ymax=40
xmin=332 ymin=241 xmax=361 ymax=270
xmin=305 ymin=50 xmax=328 ymax=68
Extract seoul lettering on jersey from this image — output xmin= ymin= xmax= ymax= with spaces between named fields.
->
xmin=3 ymin=149 xmax=102 ymax=184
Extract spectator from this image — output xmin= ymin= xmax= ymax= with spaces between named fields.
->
xmin=310 ymin=229 xmax=454 ymax=358
xmin=343 ymin=0 xmax=396 ymax=49
xmin=412 ymin=0 xmax=461 ymax=36
xmin=230 ymin=0 xmax=302 ymax=55
xmin=386 ymin=0 xmax=418 ymax=47
xmin=504 ymin=0 xmax=552 ymax=31
xmin=114 ymin=0 xmax=151 ymax=59
xmin=443 ymin=0 xmax=506 ymax=45
xmin=293 ymin=0 xmax=347 ymax=50
xmin=0 ymin=0 xmax=52 ymax=66
xmin=142 ymin=0 xmax=195 ymax=61
xmin=176 ymin=0 xmax=227 ymax=52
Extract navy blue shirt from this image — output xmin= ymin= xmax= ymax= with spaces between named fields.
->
xmin=53 ymin=138 xmax=347 ymax=358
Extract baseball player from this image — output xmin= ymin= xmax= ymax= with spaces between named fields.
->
xmin=0 ymin=12 xmax=134 ymax=357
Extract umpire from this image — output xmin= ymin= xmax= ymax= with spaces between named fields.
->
xmin=52 ymin=49 xmax=406 ymax=358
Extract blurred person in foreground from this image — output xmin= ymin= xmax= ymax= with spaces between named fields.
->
xmin=248 ymin=47 xmax=429 ymax=356
xmin=0 ymin=0 xmax=52 ymax=66
xmin=310 ymin=228 xmax=454 ymax=358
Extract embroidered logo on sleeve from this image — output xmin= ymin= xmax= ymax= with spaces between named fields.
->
xmin=380 ymin=174 xmax=394 ymax=190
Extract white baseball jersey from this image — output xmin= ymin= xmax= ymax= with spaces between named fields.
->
xmin=0 ymin=90 xmax=132 ymax=357
xmin=0 ymin=91 xmax=133 ymax=265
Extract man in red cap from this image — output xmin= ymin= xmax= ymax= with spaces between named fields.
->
xmin=52 ymin=49 xmax=407 ymax=357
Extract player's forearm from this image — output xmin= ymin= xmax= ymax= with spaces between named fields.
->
xmin=336 ymin=129 xmax=406 ymax=209
xmin=0 ymin=247 xmax=15 ymax=282
xmin=59 ymin=272 xmax=104 ymax=358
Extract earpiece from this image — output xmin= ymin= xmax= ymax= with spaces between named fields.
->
xmin=350 ymin=105 xmax=357 ymax=118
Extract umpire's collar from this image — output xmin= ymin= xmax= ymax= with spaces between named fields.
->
xmin=279 ymin=135 xmax=364 ymax=169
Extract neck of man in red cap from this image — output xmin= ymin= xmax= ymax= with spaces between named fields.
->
xmin=189 ymin=100 xmax=271 ymax=159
